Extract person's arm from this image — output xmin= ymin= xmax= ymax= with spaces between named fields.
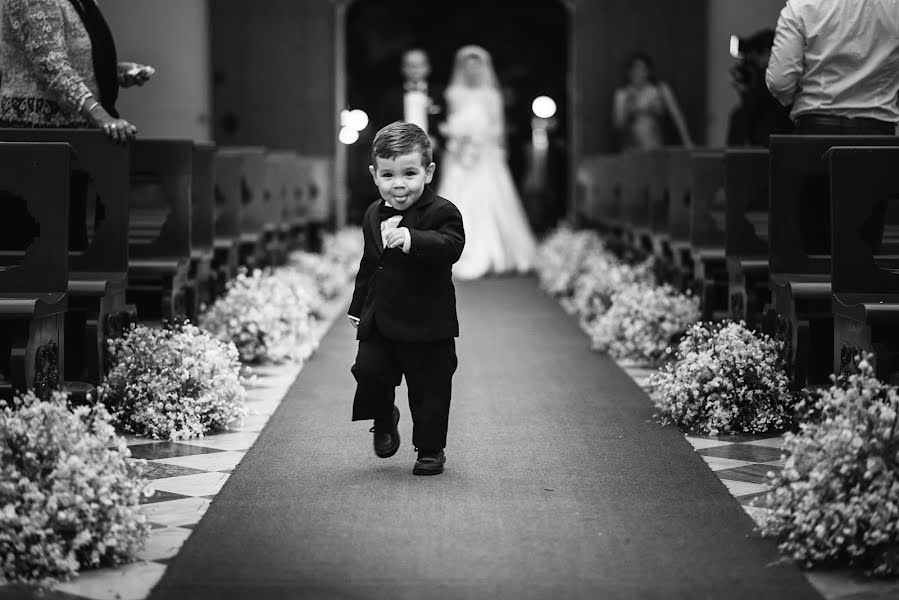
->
xmin=405 ymin=204 xmax=465 ymax=265
xmin=659 ymin=83 xmax=694 ymax=148
xmin=348 ymin=207 xmax=377 ymax=321
xmin=766 ymin=2 xmax=803 ymax=107
xmin=613 ymin=88 xmax=631 ymax=130
xmin=5 ymin=0 xmax=93 ymax=112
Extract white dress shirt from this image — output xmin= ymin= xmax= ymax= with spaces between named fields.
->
xmin=403 ymin=82 xmax=429 ymax=133
xmin=766 ymin=0 xmax=899 ymax=122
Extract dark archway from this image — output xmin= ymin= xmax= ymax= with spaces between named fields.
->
xmin=340 ymin=0 xmax=570 ymax=232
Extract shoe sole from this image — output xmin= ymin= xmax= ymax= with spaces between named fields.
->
xmin=412 ymin=458 xmax=445 ymax=476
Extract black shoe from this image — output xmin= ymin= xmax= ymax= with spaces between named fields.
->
xmin=412 ymin=448 xmax=445 ymax=476
xmin=370 ymin=405 xmax=400 ymax=458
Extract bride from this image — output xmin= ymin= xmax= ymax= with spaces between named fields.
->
xmin=438 ymin=45 xmax=537 ymax=281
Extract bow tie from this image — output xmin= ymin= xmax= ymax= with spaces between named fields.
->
xmin=404 ymin=81 xmax=428 ymax=93
xmin=379 ymin=202 xmax=404 ymax=219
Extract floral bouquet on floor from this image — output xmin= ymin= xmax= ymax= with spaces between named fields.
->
xmin=100 ymin=321 xmax=247 ymax=440
xmin=587 ymin=282 xmax=700 ymax=366
xmin=289 ymin=227 xmax=364 ymax=300
xmin=535 ymin=226 xmax=604 ymax=300
xmin=0 ymin=391 xmax=149 ymax=585
xmin=759 ymin=356 xmax=899 ymax=576
xmin=567 ymin=253 xmax=656 ymax=325
xmin=200 ymin=268 xmax=323 ymax=364
xmin=648 ymin=321 xmax=794 ymax=435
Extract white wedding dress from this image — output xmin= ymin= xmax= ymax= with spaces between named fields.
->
xmin=438 ymin=86 xmax=537 ymax=281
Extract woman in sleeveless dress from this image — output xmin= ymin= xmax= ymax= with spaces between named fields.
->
xmin=613 ymin=52 xmax=693 ymax=151
xmin=437 ymin=45 xmax=537 ymax=281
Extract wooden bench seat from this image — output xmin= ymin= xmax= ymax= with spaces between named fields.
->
xmin=218 ymin=147 xmax=267 ymax=268
xmin=828 ymin=146 xmax=899 ymax=383
xmin=0 ymin=130 xmax=132 ymax=384
xmin=724 ymin=149 xmax=770 ymax=327
xmin=0 ymin=142 xmax=71 ymax=398
xmin=767 ymin=135 xmax=899 ymax=388
xmin=190 ymin=143 xmax=216 ymax=314
xmin=689 ymin=150 xmax=728 ymax=320
xmin=127 ymin=140 xmax=194 ymax=321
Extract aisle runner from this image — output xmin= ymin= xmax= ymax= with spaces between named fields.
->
xmin=148 ymin=277 xmax=819 ymax=600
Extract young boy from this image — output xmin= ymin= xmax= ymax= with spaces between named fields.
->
xmin=348 ymin=121 xmax=465 ymax=475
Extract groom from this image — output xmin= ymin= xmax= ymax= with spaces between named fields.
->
xmin=377 ymin=49 xmax=444 ymax=166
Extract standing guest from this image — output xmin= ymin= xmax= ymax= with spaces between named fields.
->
xmin=766 ymin=0 xmax=899 ymax=135
xmin=0 ymin=0 xmax=154 ymax=142
xmin=377 ymin=48 xmax=444 ymax=145
xmin=726 ymin=28 xmax=793 ymax=147
xmin=348 ymin=121 xmax=464 ymax=476
xmin=612 ymin=52 xmax=693 ymax=151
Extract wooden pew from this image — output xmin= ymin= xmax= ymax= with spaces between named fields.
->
xmin=619 ymin=151 xmax=653 ymax=255
xmin=280 ymin=152 xmax=312 ymax=250
xmin=263 ymin=151 xmax=290 ymax=265
xmin=689 ymin=150 xmax=728 ymax=320
xmin=767 ymin=135 xmax=899 ymax=388
xmin=0 ymin=142 xmax=70 ymax=399
xmin=219 ymin=147 xmax=267 ymax=268
xmin=299 ymin=156 xmax=334 ymax=252
xmin=212 ymin=150 xmax=242 ymax=297
xmin=724 ymin=149 xmax=770 ymax=328
xmin=127 ymin=139 xmax=194 ymax=322
xmin=190 ymin=142 xmax=216 ymax=314
xmin=828 ymin=146 xmax=899 ymax=383
xmin=666 ymin=148 xmax=694 ymax=287
xmin=0 ymin=129 xmax=132 ymax=384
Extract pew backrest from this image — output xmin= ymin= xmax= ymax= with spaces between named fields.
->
xmin=0 ymin=142 xmax=70 ymax=293
xmin=724 ymin=148 xmax=769 ymax=259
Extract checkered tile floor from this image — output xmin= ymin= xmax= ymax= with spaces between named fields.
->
xmin=621 ymin=364 xmax=899 ymax=600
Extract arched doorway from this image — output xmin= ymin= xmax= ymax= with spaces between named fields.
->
xmin=335 ymin=0 xmax=574 ymax=233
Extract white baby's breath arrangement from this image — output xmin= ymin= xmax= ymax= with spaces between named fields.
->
xmin=100 ymin=321 xmax=247 ymax=440
xmin=289 ymin=227 xmax=363 ymax=301
xmin=568 ymin=253 xmax=656 ymax=325
xmin=759 ymin=356 xmax=899 ymax=576
xmin=0 ymin=391 xmax=149 ymax=585
xmin=587 ymin=282 xmax=700 ymax=366
xmin=200 ymin=268 xmax=322 ymax=364
xmin=649 ymin=321 xmax=793 ymax=434
xmin=535 ymin=226 xmax=604 ymax=300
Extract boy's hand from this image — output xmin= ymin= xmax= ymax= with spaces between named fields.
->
xmin=348 ymin=315 xmax=360 ymax=328
xmin=385 ymin=227 xmax=410 ymax=252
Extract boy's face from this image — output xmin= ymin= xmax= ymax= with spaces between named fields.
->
xmin=369 ymin=152 xmax=436 ymax=211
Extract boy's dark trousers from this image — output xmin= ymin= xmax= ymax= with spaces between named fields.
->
xmin=352 ymin=321 xmax=457 ymax=450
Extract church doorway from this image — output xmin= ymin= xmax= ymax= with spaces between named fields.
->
xmin=336 ymin=0 xmax=572 ymax=233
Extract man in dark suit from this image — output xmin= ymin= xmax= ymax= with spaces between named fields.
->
xmin=377 ymin=49 xmax=445 ymax=174
xmin=348 ymin=121 xmax=464 ymax=476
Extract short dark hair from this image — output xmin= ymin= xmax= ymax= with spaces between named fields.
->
xmin=371 ymin=121 xmax=433 ymax=167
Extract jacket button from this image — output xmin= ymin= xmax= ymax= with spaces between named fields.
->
xmin=378 ymin=265 xmax=383 ymax=270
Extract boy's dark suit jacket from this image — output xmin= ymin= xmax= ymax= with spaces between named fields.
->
xmin=349 ymin=186 xmax=464 ymax=342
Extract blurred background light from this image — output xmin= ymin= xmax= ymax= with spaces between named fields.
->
xmin=339 ymin=126 xmax=360 ymax=145
xmin=531 ymin=95 xmax=557 ymax=119
xmin=346 ymin=109 xmax=369 ymax=132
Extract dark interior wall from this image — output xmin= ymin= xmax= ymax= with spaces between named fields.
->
xmin=211 ymin=0 xmax=335 ymax=154
xmin=573 ymin=0 xmax=708 ymax=153
xmin=210 ymin=0 xmax=707 ymax=157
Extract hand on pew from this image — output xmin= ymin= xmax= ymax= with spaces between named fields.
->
xmin=82 ymin=97 xmax=138 ymax=144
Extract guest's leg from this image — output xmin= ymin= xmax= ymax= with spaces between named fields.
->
xmin=351 ymin=328 xmax=402 ymax=421
xmin=399 ymin=339 xmax=457 ymax=450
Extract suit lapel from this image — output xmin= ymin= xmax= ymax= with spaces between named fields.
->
xmin=400 ymin=185 xmax=435 ymax=232
xmin=371 ymin=201 xmax=385 ymax=253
